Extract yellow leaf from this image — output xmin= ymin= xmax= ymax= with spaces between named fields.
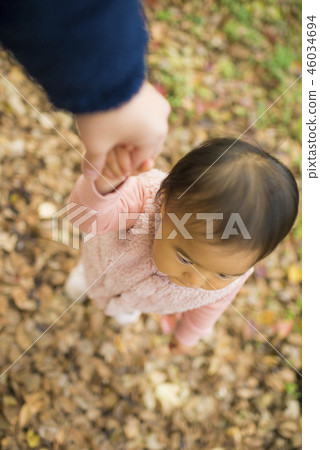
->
xmin=256 ymin=309 xmax=276 ymax=325
xmin=288 ymin=264 xmax=302 ymax=284
xmin=26 ymin=429 xmax=40 ymax=448
xmin=113 ymin=335 xmax=125 ymax=353
xmin=9 ymin=193 xmax=18 ymax=204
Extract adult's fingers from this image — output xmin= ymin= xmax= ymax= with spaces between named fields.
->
xmin=75 ymin=113 xmax=117 ymax=180
xmin=129 ymin=134 xmax=166 ymax=171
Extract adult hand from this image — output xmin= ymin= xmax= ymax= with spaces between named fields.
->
xmin=94 ymin=145 xmax=154 ymax=195
xmin=75 ymin=81 xmax=171 ymax=180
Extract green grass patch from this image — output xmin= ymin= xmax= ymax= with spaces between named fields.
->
xmin=285 ymin=382 xmax=301 ymax=399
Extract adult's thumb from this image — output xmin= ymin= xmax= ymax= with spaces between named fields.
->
xmin=82 ymin=154 xmax=106 ymax=180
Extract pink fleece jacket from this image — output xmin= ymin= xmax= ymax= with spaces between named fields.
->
xmin=68 ymin=169 xmax=254 ymax=347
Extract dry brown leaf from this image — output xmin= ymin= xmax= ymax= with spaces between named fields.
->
xmin=11 ymin=286 xmax=37 ymax=312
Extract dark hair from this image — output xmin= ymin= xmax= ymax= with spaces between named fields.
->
xmin=156 ymin=138 xmax=299 ymax=262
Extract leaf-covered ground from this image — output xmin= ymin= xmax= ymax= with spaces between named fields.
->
xmin=0 ymin=1 xmax=301 ymax=448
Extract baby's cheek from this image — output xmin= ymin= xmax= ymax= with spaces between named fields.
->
xmin=205 ymin=277 xmax=234 ymax=290
xmin=157 ymin=255 xmax=173 ymax=273
xmin=218 ymin=278 xmax=237 ymax=289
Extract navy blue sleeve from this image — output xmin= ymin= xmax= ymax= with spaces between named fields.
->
xmin=0 ymin=0 xmax=148 ymax=113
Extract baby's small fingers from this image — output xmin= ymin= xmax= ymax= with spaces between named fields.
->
xmin=140 ymin=158 xmax=154 ymax=172
xmin=105 ymin=147 xmax=123 ymax=179
xmin=133 ymin=158 xmax=154 ymax=175
xmin=102 ymin=167 xmax=117 ymax=181
xmin=115 ymin=145 xmax=132 ymax=176
xmin=101 ymin=156 xmax=117 ymax=180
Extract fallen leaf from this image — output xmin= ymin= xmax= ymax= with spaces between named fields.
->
xmin=287 ymin=264 xmax=302 ymax=284
xmin=273 ymin=320 xmax=294 ymax=339
xmin=26 ymin=429 xmax=40 ymax=448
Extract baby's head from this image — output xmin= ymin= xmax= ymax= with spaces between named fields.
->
xmin=152 ymin=138 xmax=299 ymax=290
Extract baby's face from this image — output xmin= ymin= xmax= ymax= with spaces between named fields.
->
xmin=152 ymin=211 xmax=257 ymax=290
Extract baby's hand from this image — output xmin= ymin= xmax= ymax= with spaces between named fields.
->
xmin=104 ymin=144 xmax=155 ymax=179
xmin=95 ymin=145 xmax=154 ymax=195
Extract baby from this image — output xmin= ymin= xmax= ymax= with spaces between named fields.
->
xmin=65 ymin=138 xmax=299 ymax=352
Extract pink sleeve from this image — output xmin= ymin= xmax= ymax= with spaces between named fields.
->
xmin=174 ymin=269 xmax=254 ymax=347
xmin=67 ymin=175 xmax=146 ymax=235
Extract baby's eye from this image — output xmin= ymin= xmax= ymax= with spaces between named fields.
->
xmin=177 ymin=253 xmax=193 ymax=265
xmin=217 ymin=273 xmax=230 ymax=280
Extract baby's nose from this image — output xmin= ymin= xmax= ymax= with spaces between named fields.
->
xmin=183 ymin=271 xmax=203 ymax=287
